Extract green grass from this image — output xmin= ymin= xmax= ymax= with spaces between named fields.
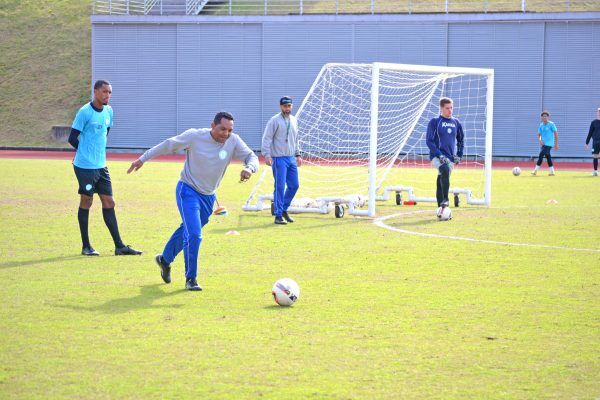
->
xmin=0 ymin=158 xmax=599 ymax=399
xmin=0 ymin=0 xmax=91 ymax=147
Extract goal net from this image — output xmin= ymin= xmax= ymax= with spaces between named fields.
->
xmin=244 ymin=62 xmax=494 ymax=217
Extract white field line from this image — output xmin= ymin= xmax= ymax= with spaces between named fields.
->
xmin=373 ymin=210 xmax=600 ymax=253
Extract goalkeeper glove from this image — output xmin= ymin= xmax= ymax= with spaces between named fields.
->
xmin=439 ymin=155 xmax=450 ymax=165
xmin=453 ymin=155 xmax=461 ymax=165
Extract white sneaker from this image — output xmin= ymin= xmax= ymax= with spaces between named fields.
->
xmin=593 ymin=171 xmax=598 ymax=176
xmin=531 ymin=170 xmax=537 ymax=176
xmin=549 ymin=172 xmax=555 ymax=176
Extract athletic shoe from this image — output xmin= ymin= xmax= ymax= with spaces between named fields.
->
xmin=274 ymin=216 xmax=287 ymax=225
xmin=440 ymin=201 xmax=449 ymax=208
xmin=82 ymin=246 xmax=99 ymax=256
xmin=549 ymin=172 xmax=555 ymax=176
xmin=531 ymin=170 xmax=537 ymax=176
xmin=155 ymin=254 xmax=171 ymax=284
xmin=282 ymin=211 xmax=295 ymax=223
xmin=593 ymin=171 xmax=598 ymax=176
xmin=185 ymin=278 xmax=202 ymax=291
xmin=115 ymin=245 xmax=142 ymax=256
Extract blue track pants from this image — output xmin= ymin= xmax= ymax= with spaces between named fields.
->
xmin=161 ymin=181 xmax=215 ymax=279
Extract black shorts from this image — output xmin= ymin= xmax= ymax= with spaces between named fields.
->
xmin=74 ymin=166 xmax=113 ymax=197
xmin=592 ymin=142 xmax=600 ymax=155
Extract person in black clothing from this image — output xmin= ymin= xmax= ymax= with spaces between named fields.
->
xmin=585 ymin=108 xmax=600 ymax=176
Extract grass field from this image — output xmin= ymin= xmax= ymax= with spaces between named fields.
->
xmin=0 ymin=157 xmax=598 ymax=399
xmin=0 ymin=0 xmax=91 ymax=147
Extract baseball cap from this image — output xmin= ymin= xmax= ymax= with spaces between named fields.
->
xmin=280 ymin=96 xmax=293 ymax=105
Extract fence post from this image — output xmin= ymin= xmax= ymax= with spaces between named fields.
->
xmin=522 ymin=0 xmax=526 ymax=12
xmin=300 ymin=0 xmax=303 ymax=15
xmin=335 ymin=0 xmax=338 ymax=15
xmin=229 ymin=0 xmax=232 ymax=15
xmin=445 ymin=0 xmax=448 ymax=13
xmin=264 ymin=0 xmax=267 ymax=15
xmin=371 ymin=0 xmax=374 ymax=14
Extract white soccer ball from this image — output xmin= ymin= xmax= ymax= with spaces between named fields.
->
xmin=512 ymin=166 xmax=521 ymax=176
xmin=272 ymin=278 xmax=300 ymax=306
xmin=436 ymin=206 xmax=452 ymax=221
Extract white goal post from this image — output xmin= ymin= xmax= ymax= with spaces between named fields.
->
xmin=244 ymin=62 xmax=494 ymax=217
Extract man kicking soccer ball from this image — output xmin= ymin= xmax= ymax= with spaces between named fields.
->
xmin=127 ymin=112 xmax=259 ymax=291
xmin=426 ymin=97 xmax=465 ymax=213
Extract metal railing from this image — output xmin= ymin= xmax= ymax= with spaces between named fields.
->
xmin=91 ymin=0 xmax=600 ymax=15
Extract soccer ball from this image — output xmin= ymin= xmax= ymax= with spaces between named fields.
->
xmin=272 ymin=278 xmax=300 ymax=306
xmin=512 ymin=166 xmax=521 ymax=176
xmin=436 ymin=206 xmax=452 ymax=221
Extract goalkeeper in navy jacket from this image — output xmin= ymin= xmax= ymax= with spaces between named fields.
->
xmin=585 ymin=107 xmax=600 ymax=176
xmin=426 ymin=97 xmax=465 ymax=208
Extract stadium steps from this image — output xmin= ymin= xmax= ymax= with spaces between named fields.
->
xmin=145 ymin=0 xmax=211 ymax=15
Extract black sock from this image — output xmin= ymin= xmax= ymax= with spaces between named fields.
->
xmin=78 ymin=208 xmax=91 ymax=248
xmin=436 ymin=175 xmax=443 ymax=206
xmin=102 ymin=208 xmax=125 ymax=248
xmin=594 ymin=158 xmax=598 ymax=171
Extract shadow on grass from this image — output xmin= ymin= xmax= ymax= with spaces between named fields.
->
xmin=0 ymin=255 xmax=83 ymax=269
xmin=209 ymin=213 xmax=363 ymax=234
xmin=388 ymin=218 xmax=439 ymax=227
xmin=262 ymin=304 xmax=293 ymax=311
xmin=54 ymin=283 xmax=187 ymax=314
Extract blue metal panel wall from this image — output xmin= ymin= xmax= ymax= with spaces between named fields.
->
xmin=92 ymin=18 xmax=600 ymax=157
xmin=261 ymin=23 xmax=354 ymax=133
xmin=353 ymin=23 xmax=446 ymax=65
xmin=94 ymin=24 xmax=177 ymax=148
xmin=176 ymin=24 xmax=262 ymax=148
xmin=448 ymin=22 xmax=545 ymax=156
xmin=544 ymin=22 xmax=600 ymax=157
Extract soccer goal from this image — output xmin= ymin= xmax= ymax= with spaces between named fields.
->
xmin=243 ymin=62 xmax=494 ymax=217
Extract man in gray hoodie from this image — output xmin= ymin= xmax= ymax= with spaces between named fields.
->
xmin=261 ymin=96 xmax=301 ymax=225
xmin=127 ymin=112 xmax=259 ymax=291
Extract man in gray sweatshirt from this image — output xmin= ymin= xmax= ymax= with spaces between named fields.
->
xmin=127 ymin=112 xmax=259 ymax=291
xmin=261 ymin=96 xmax=301 ymax=225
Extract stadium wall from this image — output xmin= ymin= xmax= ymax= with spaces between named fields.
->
xmin=91 ymin=12 xmax=600 ymax=157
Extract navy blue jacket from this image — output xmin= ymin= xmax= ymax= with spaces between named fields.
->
xmin=586 ymin=119 xmax=600 ymax=145
xmin=426 ymin=116 xmax=464 ymax=162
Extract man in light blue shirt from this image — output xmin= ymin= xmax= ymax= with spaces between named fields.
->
xmin=532 ymin=111 xmax=559 ymax=176
xmin=69 ymin=80 xmax=141 ymax=256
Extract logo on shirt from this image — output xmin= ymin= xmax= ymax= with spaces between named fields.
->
xmin=447 ymin=128 xmax=452 ymax=134
xmin=105 ymin=118 xmax=110 ymax=125
xmin=85 ymin=184 xmax=93 ymax=191
xmin=219 ymin=150 xmax=228 ymax=160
